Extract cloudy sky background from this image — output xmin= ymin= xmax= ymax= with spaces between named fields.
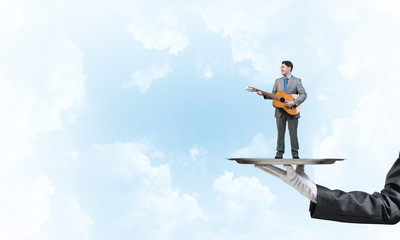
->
xmin=1 ymin=0 xmax=400 ymax=239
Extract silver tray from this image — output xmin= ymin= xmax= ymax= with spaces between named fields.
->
xmin=227 ymin=158 xmax=345 ymax=165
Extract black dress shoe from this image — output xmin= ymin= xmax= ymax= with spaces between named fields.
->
xmin=292 ymin=156 xmax=300 ymax=159
xmin=274 ymin=156 xmax=283 ymax=159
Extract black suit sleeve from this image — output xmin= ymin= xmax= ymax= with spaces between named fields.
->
xmin=309 ymin=154 xmax=400 ymax=224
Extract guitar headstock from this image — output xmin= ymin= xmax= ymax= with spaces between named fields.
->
xmin=245 ymin=86 xmax=257 ymax=92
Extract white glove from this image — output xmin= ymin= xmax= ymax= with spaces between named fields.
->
xmin=255 ymin=164 xmax=317 ymax=203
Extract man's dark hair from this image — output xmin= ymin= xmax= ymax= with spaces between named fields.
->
xmin=282 ymin=60 xmax=293 ymax=72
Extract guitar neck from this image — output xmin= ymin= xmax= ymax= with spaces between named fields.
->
xmin=255 ymin=88 xmax=281 ymax=101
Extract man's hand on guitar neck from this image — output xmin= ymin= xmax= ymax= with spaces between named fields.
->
xmin=257 ymin=90 xmax=263 ymax=96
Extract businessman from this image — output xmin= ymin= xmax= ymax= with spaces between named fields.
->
xmin=258 ymin=61 xmax=307 ymax=159
xmin=255 ymin=152 xmax=400 ymax=224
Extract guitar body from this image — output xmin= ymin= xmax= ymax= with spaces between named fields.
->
xmin=272 ymin=91 xmax=301 ymax=116
xmin=245 ymin=86 xmax=302 ymax=116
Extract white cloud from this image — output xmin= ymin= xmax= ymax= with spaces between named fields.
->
xmin=127 ymin=0 xmax=292 ymax=76
xmin=63 ymin=193 xmax=94 ymax=240
xmin=0 ymin=35 xmax=85 ymax=235
xmin=328 ymin=0 xmax=363 ymax=24
xmin=0 ymin=38 xmax=85 ymax=234
xmin=127 ymin=0 xmax=190 ymax=55
xmin=214 ymin=171 xmax=275 ymax=216
xmin=331 ymin=9 xmax=362 ymax=24
xmin=230 ymin=133 xmax=274 ymax=157
xmin=313 ymin=89 xmax=400 ymax=190
xmin=0 ymin=2 xmax=86 ymax=238
xmin=196 ymin=64 xmax=213 ymax=80
xmin=0 ymin=173 xmax=55 ymax=240
xmin=82 ymin=141 xmax=205 ymax=239
xmin=36 ymin=191 xmax=95 ymax=240
xmin=203 ymin=171 xmax=282 ymax=239
xmin=367 ymin=0 xmax=400 ymax=16
xmin=122 ymin=63 xmax=172 ymax=93
xmin=317 ymin=91 xmax=329 ymax=102
xmin=0 ymin=35 xmax=85 ymax=164
xmin=65 ymin=150 xmax=82 ymax=169
xmin=0 ymin=0 xmax=24 ymax=39
xmin=189 ymin=145 xmax=208 ymax=166
xmin=376 ymin=225 xmax=400 ymax=240
xmin=198 ymin=0 xmax=292 ymax=76
xmin=312 ymin=5 xmax=400 ymax=193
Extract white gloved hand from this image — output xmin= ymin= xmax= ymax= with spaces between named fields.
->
xmin=255 ymin=164 xmax=317 ymax=203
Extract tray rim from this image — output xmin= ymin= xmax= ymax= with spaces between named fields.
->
xmin=227 ymin=158 xmax=345 ymax=165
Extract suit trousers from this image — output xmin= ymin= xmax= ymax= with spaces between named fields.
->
xmin=276 ymin=112 xmax=299 ymax=157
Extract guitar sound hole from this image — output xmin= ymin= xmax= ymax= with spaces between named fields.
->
xmin=280 ymin=97 xmax=285 ymax=102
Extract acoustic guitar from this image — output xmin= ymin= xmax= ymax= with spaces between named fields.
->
xmin=245 ymin=86 xmax=302 ymax=116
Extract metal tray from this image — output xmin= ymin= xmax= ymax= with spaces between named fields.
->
xmin=227 ymin=158 xmax=345 ymax=165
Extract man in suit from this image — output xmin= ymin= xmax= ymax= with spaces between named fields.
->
xmin=255 ymin=152 xmax=400 ymax=224
xmin=258 ymin=61 xmax=307 ymax=159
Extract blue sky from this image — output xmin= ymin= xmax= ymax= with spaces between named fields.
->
xmin=1 ymin=0 xmax=400 ymax=239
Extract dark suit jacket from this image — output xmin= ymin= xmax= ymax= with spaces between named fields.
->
xmin=309 ymin=153 xmax=400 ymax=224
xmin=263 ymin=75 xmax=307 ymax=118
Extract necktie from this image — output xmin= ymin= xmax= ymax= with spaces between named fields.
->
xmin=284 ymin=77 xmax=289 ymax=90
